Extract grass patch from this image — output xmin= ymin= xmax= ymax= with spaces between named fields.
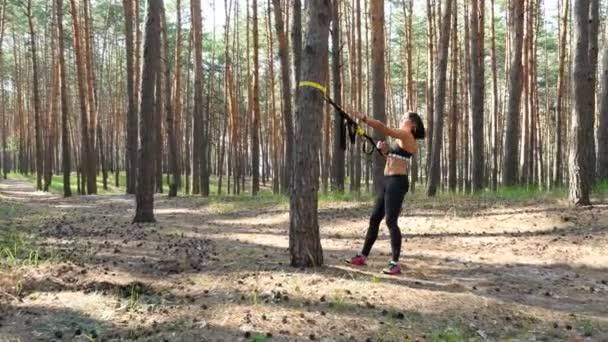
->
xmin=8 ymin=172 xmax=124 ymax=196
xmin=595 ymin=179 xmax=608 ymax=195
xmin=0 ymin=225 xmax=46 ymax=269
xmin=428 ymin=322 xmax=476 ymax=342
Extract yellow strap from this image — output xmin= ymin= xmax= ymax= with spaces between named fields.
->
xmin=299 ymin=81 xmax=327 ymax=96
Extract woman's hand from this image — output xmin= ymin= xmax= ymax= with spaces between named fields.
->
xmin=376 ymin=140 xmax=389 ymax=155
xmin=351 ymin=111 xmax=367 ymax=122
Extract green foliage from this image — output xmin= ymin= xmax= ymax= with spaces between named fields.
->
xmin=595 ymin=179 xmax=608 ymax=194
xmin=9 ymin=172 xmax=124 ymax=196
xmin=253 ymin=333 xmax=267 ymax=342
xmin=428 ymin=323 xmax=476 ymax=342
xmin=0 ymin=217 xmax=40 ymax=268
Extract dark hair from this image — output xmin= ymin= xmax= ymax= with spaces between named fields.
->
xmin=408 ymin=112 xmax=425 ymax=140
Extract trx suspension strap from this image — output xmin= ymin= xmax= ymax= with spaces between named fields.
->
xmin=299 ymin=81 xmax=380 ymax=155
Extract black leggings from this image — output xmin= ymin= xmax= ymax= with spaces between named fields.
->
xmin=361 ymin=175 xmax=409 ymax=262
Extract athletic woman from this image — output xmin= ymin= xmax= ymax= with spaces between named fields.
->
xmin=347 ymin=112 xmax=425 ymax=275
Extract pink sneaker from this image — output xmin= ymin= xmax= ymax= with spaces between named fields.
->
xmin=382 ymin=262 xmax=401 ymax=275
xmin=347 ymin=254 xmax=367 ymax=266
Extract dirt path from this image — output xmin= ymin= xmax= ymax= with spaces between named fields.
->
xmin=1 ymin=178 xmax=607 ymax=341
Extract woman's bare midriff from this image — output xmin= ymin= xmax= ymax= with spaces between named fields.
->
xmin=384 ymin=156 xmax=408 ymax=176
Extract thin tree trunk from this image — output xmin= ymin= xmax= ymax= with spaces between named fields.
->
xmin=26 ymin=0 xmax=43 ymax=191
xmin=330 ymin=0 xmax=344 ymax=192
xmin=252 ymin=0 xmax=261 ymax=195
xmin=83 ymin=0 xmax=98 ymax=194
xmin=123 ymin=0 xmax=138 ymax=194
xmin=598 ymin=22 xmax=608 ymax=180
xmin=502 ymin=0 xmax=525 ymax=186
xmin=159 ymin=3 xmax=179 ymax=197
xmin=587 ymin=0 xmax=599 ymax=184
xmin=69 ymin=0 xmax=94 ymax=194
xmin=272 ymin=0 xmax=293 ymax=194
xmin=568 ymin=0 xmax=593 ymax=205
xmin=448 ymin=0 xmax=458 ymax=192
xmin=191 ymin=0 xmax=203 ymax=195
xmin=425 ymin=0 xmax=435 ymax=181
xmin=0 ymin=0 xmax=6 ymax=179
xmin=554 ymin=0 xmax=568 ymax=187
xmin=292 ymin=0 xmax=302 ymax=88
xmin=470 ymin=0 xmax=485 ymax=191
xmin=134 ymin=0 xmax=162 ymax=222
xmin=370 ymin=0 xmax=386 ymax=196
xmin=490 ymin=0 xmax=498 ymax=191
xmin=426 ymin=0 xmax=453 ymax=196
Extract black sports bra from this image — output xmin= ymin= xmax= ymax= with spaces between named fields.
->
xmin=388 ymin=143 xmax=412 ymax=159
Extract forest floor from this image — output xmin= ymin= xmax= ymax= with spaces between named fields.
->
xmin=1 ymin=178 xmax=608 ymax=342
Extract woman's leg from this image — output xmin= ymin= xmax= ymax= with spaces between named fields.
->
xmin=360 ymin=187 xmax=385 ymax=256
xmin=384 ymin=176 xmax=409 ymax=262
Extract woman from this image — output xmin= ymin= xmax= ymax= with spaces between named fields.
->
xmin=347 ymin=111 xmax=425 ymax=275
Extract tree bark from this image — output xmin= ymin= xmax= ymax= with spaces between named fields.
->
xmin=134 ymin=0 xmax=162 ymax=222
xmin=292 ymin=0 xmax=302 ymax=88
xmin=425 ymin=0 xmax=435 ymax=180
xmin=448 ymin=0 xmax=458 ymax=192
xmin=470 ymin=0 xmax=484 ymax=192
xmin=568 ymin=0 xmax=593 ymax=205
xmin=69 ymin=0 xmax=94 ymax=194
xmin=123 ymin=0 xmax=138 ymax=194
xmin=330 ymin=0 xmax=344 ymax=192
xmin=83 ymin=0 xmax=98 ymax=194
xmin=587 ymin=0 xmax=599 ymax=184
xmin=272 ymin=0 xmax=293 ymax=194
xmin=490 ymin=0 xmax=498 ymax=191
xmin=598 ymin=23 xmax=608 ymax=180
xmin=501 ymin=0 xmax=525 ymax=186
xmin=160 ymin=3 xmax=179 ymax=197
xmin=26 ymin=0 xmax=43 ymax=191
xmin=290 ymin=0 xmax=329 ymax=268
xmin=426 ymin=0 xmax=453 ymax=196
xmin=370 ymin=0 xmax=386 ymax=196
xmin=252 ymin=0 xmax=261 ymax=195
xmin=554 ymin=0 xmax=568 ymax=187
xmin=0 ymin=0 xmax=6 ymax=179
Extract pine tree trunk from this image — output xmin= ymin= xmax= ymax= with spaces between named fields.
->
xmin=587 ymin=0 xmax=599 ymax=184
xmin=123 ymin=0 xmax=138 ymax=194
xmin=470 ymin=0 xmax=485 ymax=192
xmin=0 ymin=0 xmax=6 ymax=179
xmin=554 ymin=0 xmax=568 ymax=187
xmin=160 ymin=4 xmax=179 ymax=197
xmin=502 ymin=0 xmax=525 ymax=186
xmin=26 ymin=0 xmax=43 ymax=191
xmin=70 ymin=0 xmax=93 ymax=194
xmin=490 ymin=0 xmax=498 ymax=191
xmin=330 ymin=0 xmax=344 ymax=192
xmin=425 ymin=0 xmax=435 ymax=181
xmin=290 ymin=0 xmax=329 ymax=268
xmin=426 ymin=0 xmax=453 ymax=196
xmin=191 ymin=0 xmax=203 ymax=195
xmin=292 ymin=0 xmax=302 ymax=88
xmin=134 ymin=0 xmax=162 ymax=223
xmin=370 ymin=0 xmax=386 ymax=196
xmin=568 ymin=0 xmax=593 ymax=206
xmin=45 ymin=11 xmax=58 ymax=192
xmin=83 ymin=0 xmax=98 ymax=194
xmin=174 ymin=0 xmax=183 ymax=193
xmin=598 ymin=24 xmax=608 ymax=180
xmin=266 ymin=0 xmax=278 ymax=193
xmin=448 ymin=0 xmax=458 ymax=192
xmin=271 ymin=0 xmax=290 ymax=193
xmin=252 ymin=0 xmax=261 ymax=195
